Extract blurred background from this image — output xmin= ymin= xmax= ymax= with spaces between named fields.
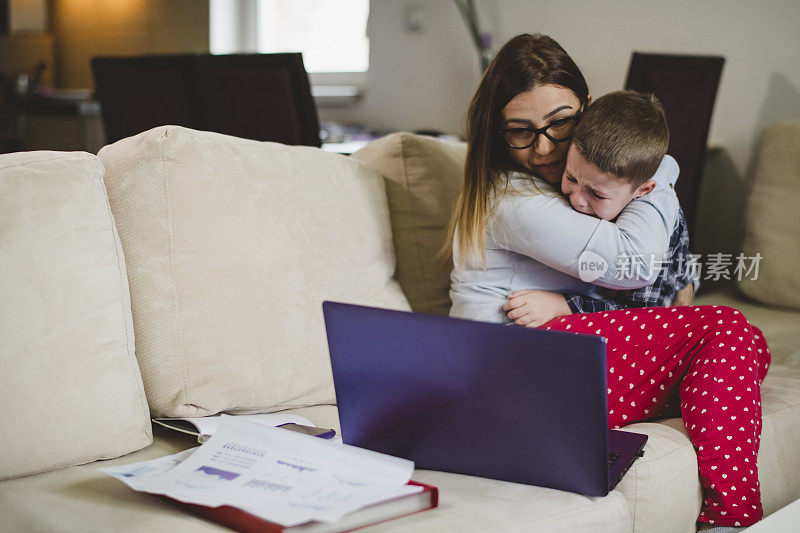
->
xmin=2 ymin=0 xmax=799 ymax=268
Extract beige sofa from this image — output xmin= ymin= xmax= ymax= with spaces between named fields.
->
xmin=1 ymin=125 xmax=798 ymax=532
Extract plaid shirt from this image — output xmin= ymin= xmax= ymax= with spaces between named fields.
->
xmin=563 ymin=207 xmax=696 ymax=313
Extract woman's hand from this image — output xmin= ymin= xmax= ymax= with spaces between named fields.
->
xmin=671 ymin=283 xmax=695 ymax=306
xmin=503 ymin=289 xmax=572 ymax=327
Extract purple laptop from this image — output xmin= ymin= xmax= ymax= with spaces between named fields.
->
xmin=322 ymin=301 xmax=647 ymax=497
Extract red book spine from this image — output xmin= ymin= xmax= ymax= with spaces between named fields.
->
xmin=160 ymin=481 xmax=439 ymax=533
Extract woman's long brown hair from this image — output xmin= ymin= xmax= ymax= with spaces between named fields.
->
xmin=443 ymin=33 xmax=590 ymax=268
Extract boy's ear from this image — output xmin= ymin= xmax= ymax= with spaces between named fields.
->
xmin=633 ymin=179 xmax=657 ymax=198
xmin=586 ymin=94 xmax=593 ymax=107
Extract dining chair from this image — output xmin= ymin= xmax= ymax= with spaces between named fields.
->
xmin=92 ymin=53 xmax=320 ymax=147
xmin=625 ymin=52 xmax=725 ymax=234
xmin=91 ymin=54 xmax=197 ymax=144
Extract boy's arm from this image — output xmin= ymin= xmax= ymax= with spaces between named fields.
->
xmin=509 ymin=235 xmax=691 ymax=322
xmin=558 ymin=207 xmax=696 ymax=315
xmin=493 ymin=156 xmax=681 ymax=291
xmin=607 ymin=207 xmax=697 ymax=308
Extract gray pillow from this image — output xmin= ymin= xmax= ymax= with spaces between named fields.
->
xmin=738 ymin=121 xmax=800 ymax=309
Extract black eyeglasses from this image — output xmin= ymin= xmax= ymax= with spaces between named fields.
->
xmin=500 ymin=110 xmax=583 ymax=149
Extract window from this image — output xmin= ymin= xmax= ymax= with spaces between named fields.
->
xmin=256 ymin=0 xmax=368 ymax=74
xmin=210 ymin=0 xmax=369 ymax=94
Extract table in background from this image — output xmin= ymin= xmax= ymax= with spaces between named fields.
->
xmin=21 ymin=88 xmax=105 ymax=153
xmin=744 ymin=498 xmax=800 ymax=531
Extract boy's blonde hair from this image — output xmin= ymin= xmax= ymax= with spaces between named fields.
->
xmin=572 ymin=90 xmax=669 ymax=187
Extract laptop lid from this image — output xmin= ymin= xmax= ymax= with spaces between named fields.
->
xmin=323 ymin=301 xmax=617 ymax=496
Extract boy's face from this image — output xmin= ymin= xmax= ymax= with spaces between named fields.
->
xmin=561 ymin=145 xmax=656 ymax=221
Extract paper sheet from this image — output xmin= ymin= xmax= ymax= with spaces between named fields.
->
xmin=101 ymin=415 xmax=420 ymax=526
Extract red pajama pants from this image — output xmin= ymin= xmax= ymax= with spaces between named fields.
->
xmin=542 ymin=305 xmax=771 ymax=528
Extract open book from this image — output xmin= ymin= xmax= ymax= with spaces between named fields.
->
xmin=102 ymin=416 xmax=437 ymax=532
xmin=153 ymin=413 xmax=320 ymax=442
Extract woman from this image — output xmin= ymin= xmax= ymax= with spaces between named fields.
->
xmin=448 ymin=33 xmax=770 ymax=531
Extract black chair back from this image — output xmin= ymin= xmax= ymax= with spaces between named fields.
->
xmin=625 ymin=53 xmax=724 ymax=233
xmin=91 ymin=53 xmax=320 ymax=147
xmin=193 ymin=54 xmax=320 ymax=146
xmin=91 ymin=55 xmax=197 ymax=144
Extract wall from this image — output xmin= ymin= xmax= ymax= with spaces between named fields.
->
xmin=0 ymin=33 xmax=54 ymax=85
xmin=1 ymin=1 xmax=52 ymax=84
xmin=42 ymin=0 xmax=800 ymax=180
xmin=320 ymin=0 xmax=800 ymax=180
xmin=319 ymin=0 xmax=481 ymax=137
xmin=51 ymin=0 xmax=209 ymax=89
xmin=7 ymin=0 xmax=48 ymax=32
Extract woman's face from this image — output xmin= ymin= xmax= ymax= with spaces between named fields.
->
xmin=500 ymin=84 xmax=583 ymax=186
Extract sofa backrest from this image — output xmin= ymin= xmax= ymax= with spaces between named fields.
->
xmin=0 ymin=150 xmax=151 ymax=480
xmin=738 ymin=120 xmax=800 ymax=309
xmin=98 ymin=126 xmax=410 ymax=418
xmin=353 ymin=133 xmax=466 ymax=316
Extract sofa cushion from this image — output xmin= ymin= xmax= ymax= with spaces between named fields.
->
xmin=2 ymin=355 xmax=798 ymax=532
xmin=619 ymin=369 xmax=800 ymax=532
xmin=0 ymin=151 xmax=151 ymax=480
xmin=5 ymin=362 xmax=800 ymax=533
xmin=695 ymin=288 xmax=800 ymax=373
xmin=0 ymin=406 xmax=633 ymax=533
xmin=612 ymin=289 xmax=800 ymax=532
xmin=353 ymin=133 xmax=466 ymax=316
xmin=738 ymin=120 xmax=800 ymax=309
xmin=98 ymin=126 xmax=409 ymax=418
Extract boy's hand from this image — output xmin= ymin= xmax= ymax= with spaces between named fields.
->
xmin=503 ymin=289 xmax=572 ymax=328
xmin=671 ymin=283 xmax=695 ymax=306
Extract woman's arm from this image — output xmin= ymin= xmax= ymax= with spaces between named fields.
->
xmin=491 ymin=156 xmax=680 ymax=290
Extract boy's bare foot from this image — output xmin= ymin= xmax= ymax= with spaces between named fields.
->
xmin=672 ymin=283 xmax=694 ymax=306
